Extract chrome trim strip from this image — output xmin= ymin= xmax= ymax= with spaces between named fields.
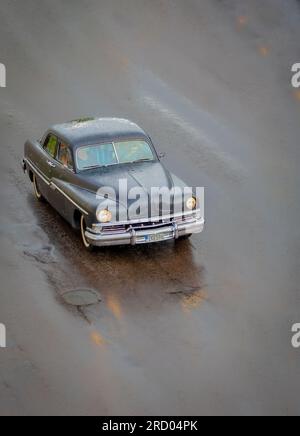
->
xmin=25 ymin=158 xmax=50 ymax=186
xmin=50 ymin=182 xmax=89 ymax=216
xmin=24 ymin=158 xmax=89 ymax=216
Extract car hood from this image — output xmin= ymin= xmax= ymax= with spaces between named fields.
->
xmin=77 ymin=161 xmax=174 ymax=196
xmin=76 ymin=161 xmax=179 ymax=219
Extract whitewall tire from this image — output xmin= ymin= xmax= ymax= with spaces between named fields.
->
xmin=80 ymin=214 xmax=94 ymax=251
xmin=33 ymin=174 xmax=44 ymax=201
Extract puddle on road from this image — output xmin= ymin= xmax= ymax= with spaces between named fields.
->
xmin=23 ymin=244 xmax=57 ymax=264
xmin=61 ymin=288 xmax=101 ymax=306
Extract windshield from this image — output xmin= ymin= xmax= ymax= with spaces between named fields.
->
xmin=76 ymin=140 xmax=155 ymax=170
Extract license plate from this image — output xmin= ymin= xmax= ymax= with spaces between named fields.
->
xmin=145 ymin=232 xmax=170 ymax=243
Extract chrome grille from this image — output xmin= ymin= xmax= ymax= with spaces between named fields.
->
xmin=100 ymin=214 xmax=194 ymax=234
xmin=101 ymin=225 xmax=126 ymax=233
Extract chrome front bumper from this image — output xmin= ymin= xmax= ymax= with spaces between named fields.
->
xmin=85 ymin=217 xmax=204 ymax=247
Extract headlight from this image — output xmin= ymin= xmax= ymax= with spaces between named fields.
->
xmin=186 ymin=196 xmax=197 ymax=210
xmin=96 ymin=209 xmax=112 ymax=223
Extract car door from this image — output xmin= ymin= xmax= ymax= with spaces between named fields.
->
xmin=39 ymin=133 xmax=59 ymax=203
xmin=50 ymin=140 xmax=75 ymax=220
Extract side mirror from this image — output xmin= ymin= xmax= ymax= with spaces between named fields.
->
xmin=158 ymin=152 xmax=166 ymax=159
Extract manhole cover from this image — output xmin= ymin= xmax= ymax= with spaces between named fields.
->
xmin=61 ymin=288 xmax=101 ymax=306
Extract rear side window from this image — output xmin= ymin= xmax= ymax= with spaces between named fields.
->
xmin=57 ymin=142 xmax=74 ymax=170
xmin=44 ymin=134 xmax=58 ymax=158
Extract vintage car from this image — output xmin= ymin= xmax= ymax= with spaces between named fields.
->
xmin=23 ymin=118 xmax=204 ymax=249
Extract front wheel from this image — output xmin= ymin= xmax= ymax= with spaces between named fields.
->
xmin=33 ymin=174 xmax=45 ymax=202
xmin=80 ymin=215 xmax=94 ymax=251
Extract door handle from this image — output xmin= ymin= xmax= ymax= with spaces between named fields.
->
xmin=47 ymin=160 xmax=56 ymax=168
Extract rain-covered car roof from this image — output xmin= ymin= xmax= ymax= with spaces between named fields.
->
xmin=49 ymin=117 xmax=150 ymax=148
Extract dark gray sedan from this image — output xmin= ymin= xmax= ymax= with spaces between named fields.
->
xmin=23 ymin=118 xmax=204 ymax=249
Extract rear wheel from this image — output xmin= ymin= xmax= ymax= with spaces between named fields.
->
xmin=80 ymin=214 xmax=94 ymax=251
xmin=33 ymin=174 xmax=45 ymax=202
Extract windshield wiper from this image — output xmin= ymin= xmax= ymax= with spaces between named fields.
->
xmin=81 ymin=164 xmax=102 ymax=170
xmin=82 ymin=159 xmax=152 ymax=169
xmin=130 ymin=158 xmax=152 ymax=163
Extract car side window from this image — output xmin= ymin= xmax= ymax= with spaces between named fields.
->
xmin=57 ymin=142 xmax=74 ymax=170
xmin=43 ymin=134 xmax=58 ymax=158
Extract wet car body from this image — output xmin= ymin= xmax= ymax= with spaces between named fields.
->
xmin=23 ymin=118 xmax=204 ymax=248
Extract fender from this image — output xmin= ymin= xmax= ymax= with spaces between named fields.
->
xmin=50 ymin=179 xmax=127 ymax=228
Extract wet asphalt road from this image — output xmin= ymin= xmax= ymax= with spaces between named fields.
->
xmin=0 ymin=0 xmax=300 ymax=415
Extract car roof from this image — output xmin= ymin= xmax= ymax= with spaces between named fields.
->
xmin=49 ymin=117 xmax=150 ymax=148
